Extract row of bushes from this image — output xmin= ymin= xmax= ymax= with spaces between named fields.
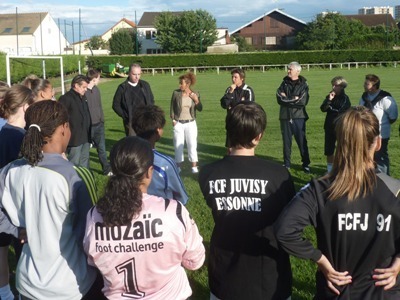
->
xmin=86 ymin=50 xmax=400 ymax=70
xmin=0 ymin=54 xmax=85 ymax=83
xmin=1 ymin=50 xmax=400 ymax=83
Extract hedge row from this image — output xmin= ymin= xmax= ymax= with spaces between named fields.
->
xmin=86 ymin=50 xmax=400 ymax=70
xmin=0 ymin=54 xmax=85 ymax=83
xmin=1 ymin=50 xmax=400 ymax=83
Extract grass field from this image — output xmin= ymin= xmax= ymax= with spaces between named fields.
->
xmin=9 ymin=66 xmax=400 ymax=299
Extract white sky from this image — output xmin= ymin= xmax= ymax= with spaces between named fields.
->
xmin=1 ymin=0 xmax=398 ymax=42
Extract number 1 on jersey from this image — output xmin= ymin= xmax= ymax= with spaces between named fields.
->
xmin=116 ymin=258 xmax=145 ymax=298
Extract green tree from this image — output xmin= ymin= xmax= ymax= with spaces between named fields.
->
xmin=108 ymin=29 xmax=141 ymax=55
xmin=154 ymin=10 xmax=218 ymax=53
xmin=85 ymin=35 xmax=107 ymax=50
xmin=230 ymin=34 xmax=254 ymax=52
xmin=296 ymin=12 xmax=397 ymax=50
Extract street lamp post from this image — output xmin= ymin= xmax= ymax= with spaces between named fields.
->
xmin=264 ymin=12 xmax=267 ymax=51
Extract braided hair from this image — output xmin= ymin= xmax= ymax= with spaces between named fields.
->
xmin=21 ymin=100 xmax=68 ymax=165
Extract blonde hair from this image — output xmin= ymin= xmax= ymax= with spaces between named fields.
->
xmin=22 ymin=74 xmax=52 ymax=101
xmin=0 ymin=81 xmax=10 ymax=102
xmin=328 ymin=106 xmax=379 ymax=201
xmin=331 ymin=76 xmax=347 ymax=88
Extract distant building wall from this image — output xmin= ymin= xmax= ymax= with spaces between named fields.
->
xmin=0 ymin=13 xmax=69 ymax=55
xmin=358 ymin=6 xmax=394 ymax=18
xmin=32 ymin=14 xmax=68 ymax=55
xmin=207 ymin=44 xmax=238 ymax=53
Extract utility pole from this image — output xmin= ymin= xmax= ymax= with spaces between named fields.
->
xmin=58 ymin=18 xmax=62 ymax=54
xmin=40 ymin=13 xmax=43 ymax=55
xmin=16 ymin=7 xmax=19 ymax=55
xmin=386 ymin=12 xmax=389 ymax=49
xmin=79 ymin=9 xmax=81 ymax=55
xmin=64 ymin=20 xmax=68 ymax=54
xmin=199 ymin=17 xmax=203 ymax=53
xmin=135 ymin=10 xmax=138 ymax=55
xmin=264 ymin=12 xmax=267 ymax=51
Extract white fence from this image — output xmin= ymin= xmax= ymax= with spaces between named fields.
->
xmin=141 ymin=61 xmax=400 ymax=76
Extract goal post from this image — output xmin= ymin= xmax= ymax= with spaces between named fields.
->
xmin=6 ymin=54 xmax=65 ymax=95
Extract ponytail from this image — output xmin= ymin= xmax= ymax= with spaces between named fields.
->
xmin=21 ymin=100 xmax=68 ymax=166
xmin=97 ymin=136 xmax=154 ymax=226
xmin=21 ymin=124 xmax=44 ymax=165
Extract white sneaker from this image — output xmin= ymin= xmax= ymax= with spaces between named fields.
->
xmin=191 ymin=166 xmax=199 ymax=174
xmin=107 ymin=171 xmax=113 ymax=176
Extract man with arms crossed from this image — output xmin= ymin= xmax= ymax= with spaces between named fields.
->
xmin=112 ymin=63 xmax=154 ymax=136
xmin=277 ymin=61 xmax=311 ymax=173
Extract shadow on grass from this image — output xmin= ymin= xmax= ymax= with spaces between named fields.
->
xmin=100 ymin=134 xmax=329 ymax=193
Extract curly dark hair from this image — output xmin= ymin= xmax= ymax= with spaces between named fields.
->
xmin=21 ymin=100 xmax=69 ymax=166
xmin=179 ymin=72 xmax=196 ymax=86
xmin=96 ymin=136 xmax=154 ymax=226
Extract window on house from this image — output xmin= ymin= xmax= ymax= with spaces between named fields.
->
xmin=3 ymin=28 xmax=12 ymax=33
xmin=266 ymin=36 xmax=277 ymax=45
xmin=244 ymin=37 xmax=252 ymax=45
xmin=21 ymin=27 xmax=30 ymax=33
xmin=146 ymin=30 xmax=157 ymax=40
xmin=146 ymin=48 xmax=165 ymax=54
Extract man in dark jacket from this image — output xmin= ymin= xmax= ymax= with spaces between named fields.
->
xmin=112 ymin=63 xmax=154 ymax=136
xmin=276 ymin=61 xmax=311 ymax=173
xmin=59 ymin=74 xmax=91 ymax=168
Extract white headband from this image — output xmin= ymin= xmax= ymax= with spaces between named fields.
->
xmin=29 ymin=124 xmax=41 ymax=132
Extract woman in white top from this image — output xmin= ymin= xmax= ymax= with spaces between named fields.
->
xmin=170 ymin=73 xmax=203 ymax=173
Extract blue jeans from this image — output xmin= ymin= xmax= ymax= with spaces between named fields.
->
xmin=67 ymin=143 xmax=90 ymax=169
xmin=375 ymin=138 xmax=390 ymax=175
xmin=91 ymin=123 xmax=110 ymax=174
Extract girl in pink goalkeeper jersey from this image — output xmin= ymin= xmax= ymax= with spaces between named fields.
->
xmin=83 ymin=136 xmax=205 ymax=300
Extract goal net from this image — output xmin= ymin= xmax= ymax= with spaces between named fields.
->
xmin=6 ymin=54 xmax=66 ymax=95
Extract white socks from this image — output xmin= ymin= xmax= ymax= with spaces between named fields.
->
xmin=0 ymin=284 xmax=14 ymax=300
xmin=327 ymin=163 xmax=333 ymax=173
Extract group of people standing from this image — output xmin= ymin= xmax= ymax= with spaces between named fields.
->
xmin=108 ymin=62 xmax=400 ymax=300
xmin=0 ymin=64 xmax=206 ymax=300
xmin=0 ymin=60 xmax=400 ymax=300
xmin=199 ymin=65 xmax=400 ymax=299
xmin=112 ymin=63 xmax=203 ymax=174
xmin=222 ymin=61 xmax=398 ymax=176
